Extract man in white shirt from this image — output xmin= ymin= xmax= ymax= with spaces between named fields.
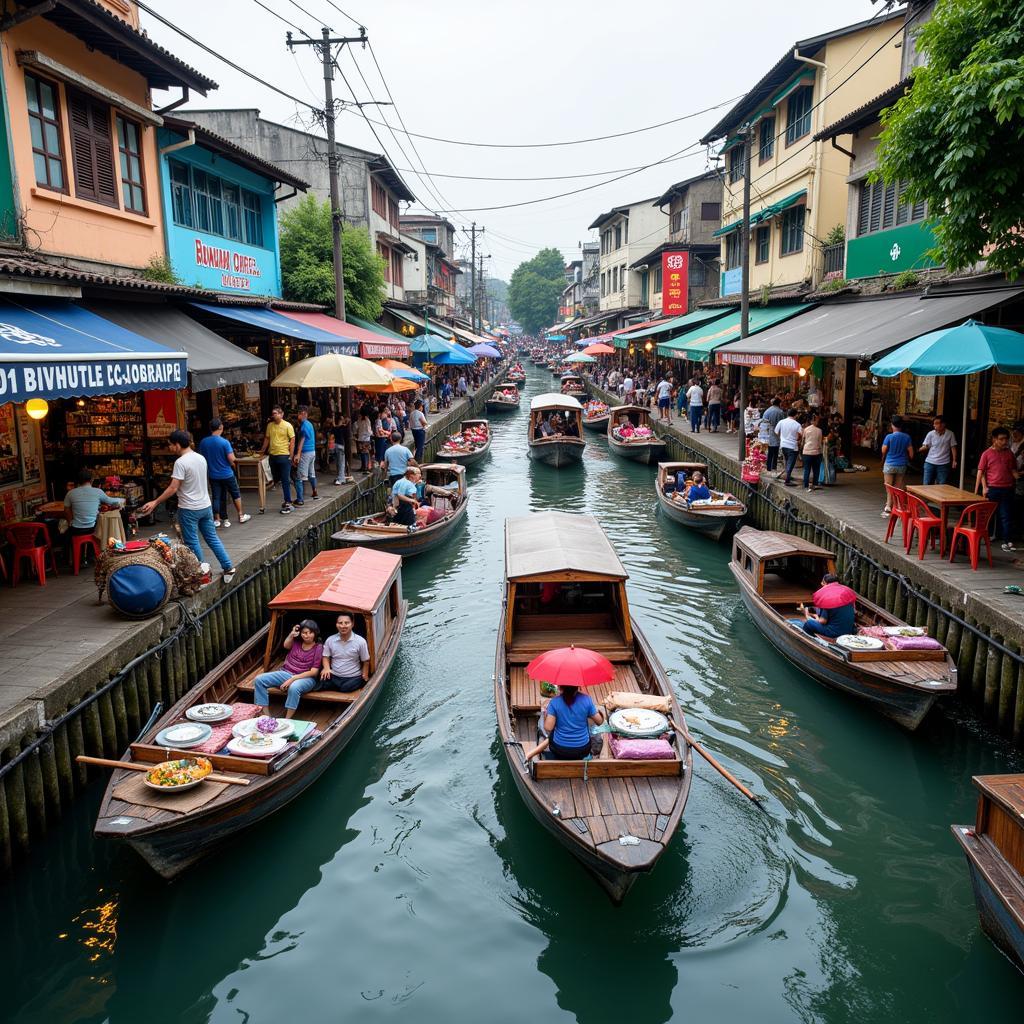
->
xmin=920 ymin=416 xmax=958 ymax=486
xmin=139 ymin=429 xmax=235 ymax=583
xmin=622 ymin=374 xmax=634 ymax=402
xmin=686 ymin=380 xmax=704 ymax=433
xmin=319 ymin=613 xmax=370 ymax=693
xmin=655 ymin=376 xmax=673 ymax=422
xmin=775 ymin=409 xmax=803 ymax=486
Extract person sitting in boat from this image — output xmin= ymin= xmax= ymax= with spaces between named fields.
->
xmin=683 ymin=472 xmax=712 ymax=503
xmin=318 ymin=613 xmax=370 ymax=696
xmin=797 ymin=573 xmax=856 ymax=639
xmin=251 ymin=619 xmax=324 ymax=716
xmin=543 ymin=685 xmax=604 ymax=760
xmin=391 ymin=466 xmax=421 ymax=527
xmin=562 ymin=415 xmax=579 ymax=438
xmin=534 ymin=415 xmax=554 ymax=440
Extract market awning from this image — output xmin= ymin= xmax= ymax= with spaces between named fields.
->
xmin=714 ymin=288 xmax=1024 ymax=364
xmin=189 ymin=302 xmax=357 ymax=352
xmin=758 ymin=189 xmax=807 ymax=221
xmin=348 ymin=315 xmax=409 ymax=343
xmin=659 ymin=303 xmax=813 ymax=360
xmin=276 ymin=311 xmax=410 ymax=360
xmin=712 ymin=221 xmax=742 ymax=238
xmin=0 ymin=298 xmax=186 ymax=402
xmin=612 ymin=316 xmax=669 ymax=349
xmin=390 ymin=308 xmax=453 ymax=340
xmin=87 ymin=303 xmax=266 ymax=392
xmin=617 ymin=306 xmax=735 ymax=343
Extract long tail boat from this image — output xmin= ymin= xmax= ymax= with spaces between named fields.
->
xmin=560 ymin=374 xmax=587 ymax=396
xmin=495 ymin=512 xmax=692 ymax=901
xmin=582 ymin=400 xmax=611 ymax=432
xmin=528 ymin=394 xmax=585 ymax=467
xmin=437 ymin=419 xmax=491 ymax=467
xmin=655 ymin=461 xmax=746 ymax=541
xmin=332 ymin=463 xmax=468 ymax=557
xmin=487 ymin=382 xmax=521 ymax=412
xmin=94 ymin=548 xmax=407 ymax=877
xmin=607 ymin=404 xmax=667 ymax=466
xmin=952 ymin=775 xmax=1024 ymax=973
xmin=729 ymin=527 xmax=957 ymax=729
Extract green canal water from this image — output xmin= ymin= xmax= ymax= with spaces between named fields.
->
xmin=3 ymin=365 xmax=1023 ymax=1023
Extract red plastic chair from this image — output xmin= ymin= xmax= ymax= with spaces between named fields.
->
xmin=71 ymin=533 xmax=100 ymax=575
xmin=5 ymin=523 xmax=58 ymax=587
xmin=884 ymin=484 xmax=912 ymax=546
xmin=948 ymin=501 xmax=997 ymax=570
xmin=904 ymin=494 xmax=942 ymax=560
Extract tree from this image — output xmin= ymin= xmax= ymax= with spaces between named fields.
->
xmin=278 ymin=194 xmax=387 ymax=319
xmin=875 ymin=0 xmax=1024 ymax=276
xmin=508 ymin=247 xmax=566 ymax=333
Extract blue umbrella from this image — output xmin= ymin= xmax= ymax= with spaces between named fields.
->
xmin=870 ymin=319 xmax=1024 ymax=377
xmin=409 ymin=336 xmax=453 ymax=357
xmin=468 ymin=342 xmax=501 ymax=358
xmin=433 ymin=341 xmax=477 ymax=366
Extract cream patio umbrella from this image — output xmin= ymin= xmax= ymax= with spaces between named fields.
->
xmin=271 ymin=351 xmax=394 ymax=389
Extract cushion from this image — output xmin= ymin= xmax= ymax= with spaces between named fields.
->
xmin=610 ymin=736 xmax=675 ymax=760
xmin=602 ymin=691 xmax=672 ymax=713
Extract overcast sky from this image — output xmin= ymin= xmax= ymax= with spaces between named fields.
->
xmin=144 ymin=0 xmax=883 ymax=281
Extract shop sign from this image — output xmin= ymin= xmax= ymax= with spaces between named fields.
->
xmin=144 ymin=390 xmax=179 ymax=439
xmin=0 ymin=357 xmax=186 ymax=403
xmin=361 ymin=341 xmax=410 ymax=359
xmin=721 ymin=267 xmax=742 ymax=296
xmin=716 ymin=351 xmax=799 ymax=369
xmin=193 ymin=239 xmax=264 ymax=291
xmin=661 ymin=251 xmax=689 ymax=316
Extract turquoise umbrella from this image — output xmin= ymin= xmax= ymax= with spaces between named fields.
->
xmin=564 ymin=352 xmax=597 ymax=364
xmin=869 ymin=319 xmax=1024 ymax=487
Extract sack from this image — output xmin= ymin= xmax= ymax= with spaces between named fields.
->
xmin=602 ymin=691 xmax=672 ymax=713
xmin=609 ymin=735 xmax=675 ymax=760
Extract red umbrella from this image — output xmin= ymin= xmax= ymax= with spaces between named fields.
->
xmin=812 ymin=582 xmax=858 ymax=608
xmin=526 ymin=645 xmax=614 ymax=688
xmin=583 ymin=342 xmax=615 ymax=355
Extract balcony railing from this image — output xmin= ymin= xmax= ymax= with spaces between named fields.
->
xmin=822 ymin=242 xmax=845 ymax=278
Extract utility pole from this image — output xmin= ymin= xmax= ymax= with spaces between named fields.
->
xmin=738 ymin=123 xmax=754 ymax=464
xmin=288 ymin=26 xmax=369 ymax=321
xmin=478 ymin=252 xmax=487 ymax=330
xmin=469 ymin=223 xmax=476 ymax=332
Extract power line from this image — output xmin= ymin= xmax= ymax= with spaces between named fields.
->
xmin=320 ymin=0 xmax=363 ymax=29
xmin=251 ymin=0 xmax=303 ymax=33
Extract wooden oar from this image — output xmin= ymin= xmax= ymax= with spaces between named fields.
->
xmin=670 ymin=722 xmax=764 ymax=809
xmin=522 ymin=738 xmax=549 ymax=762
xmin=76 ymin=755 xmax=250 ymax=786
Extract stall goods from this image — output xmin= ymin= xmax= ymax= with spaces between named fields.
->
xmin=437 ymin=419 xmax=491 ymax=466
xmin=606 ymin=405 xmax=666 ymax=466
xmin=486 ymin=385 xmax=521 ymax=412
xmin=582 ymin=401 xmax=611 ymax=431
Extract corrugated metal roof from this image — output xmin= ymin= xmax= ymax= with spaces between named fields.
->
xmin=505 ymin=512 xmax=628 ymax=581
xmin=269 ymin=548 xmax=401 ymax=613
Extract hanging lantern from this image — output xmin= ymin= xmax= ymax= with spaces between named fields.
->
xmin=644 ymin=340 xmax=653 ymax=352
xmin=25 ymin=398 xmax=48 ymax=420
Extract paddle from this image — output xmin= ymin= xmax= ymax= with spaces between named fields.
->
xmin=670 ymin=722 xmax=764 ymax=809
xmin=522 ymin=738 xmax=549 ymax=762
xmin=76 ymin=755 xmax=250 ymax=786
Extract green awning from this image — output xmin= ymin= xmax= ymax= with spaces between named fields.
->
xmin=761 ymin=189 xmax=807 ymax=221
xmin=770 ymin=71 xmax=814 ymax=109
xmin=618 ymin=306 xmax=735 ymax=343
xmin=349 ymin=315 xmax=408 ymax=342
xmin=658 ymin=303 xmax=813 ymax=360
xmin=391 ymin=309 xmax=450 ymax=339
xmin=712 ymin=220 xmax=742 ymax=238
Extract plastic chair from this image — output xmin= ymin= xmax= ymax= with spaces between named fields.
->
xmin=904 ymin=494 xmax=942 ymax=560
xmin=884 ymin=484 xmax=912 ymax=546
xmin=71 ymin=533 xmax=101 ymax=575
xmin=5 ymin=523 xmax=58 ymax=587
xmin=948 ymin=501 xmax=997 ymax=570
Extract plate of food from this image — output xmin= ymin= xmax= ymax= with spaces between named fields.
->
xmin=836 ymin=634 xmax=884 ymax=651
xmin=609 ymin=707 xmax=670 ymax=738
xmin=226 ymin=733 xmax=288 ymax=758
xmin=232 ymin=716 xmax=293 ymax=739
xmin=154 ymin=722 xmax=213 ymax=748
xmin=143 ymin=757 xmax=213 ymax=792
xmin=185 ymin=702 xmax=234 ymax=723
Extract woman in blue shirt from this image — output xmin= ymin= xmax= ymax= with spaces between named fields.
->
xmin=880 ymin=415 xmax=915 ymax=517
xmin=543 ymin=685 xmax=604 ymax=760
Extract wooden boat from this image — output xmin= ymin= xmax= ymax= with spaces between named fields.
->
xmin=560 ymin=374 xmax=587 ymax=396
xmin=729 ymin=527 xmax=957 ymax=729
xmin=528 ymin=393 xmax=585 ymax=467
xmin=952 ymin=775 xmax=1024 ymax=973
xmin=332 ymin=463 xmax=468 ymax=557
xmin=507 ymin=366 xmax=526 ymax=384
xmin=607 ymin=405 xmax=667 ymax=466
xmin=435 ymin=418 xmax=491 ymax=466
xmin=495 ymin=512 xmax=692 ymax=901
xmin=94 ymin=548 xmax=407 ymax=877
xmin=487 ymin=382 xmax=521 ymax=412
xmin=655 ymin=462 xmax=746 ymax=541
xmin=582 ymin=401 xmax=611 ymax=432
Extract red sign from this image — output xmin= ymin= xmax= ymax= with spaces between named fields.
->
xmin=144 ymin=390 xmax=179 ymax=439
xmin=661 ymin=251 xmax=689 ymax=317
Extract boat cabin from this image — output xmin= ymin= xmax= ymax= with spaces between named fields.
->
xmin=419 ymin=462 xmax=466 ymax=515
xmin=610 ymin=405 xmax=654 ymax=431
xmin=529 ymin=393 xmax=583 ymax=439
xmin=560 ymin=374 xmax=586 ymax=394
xmin=732 ymin=527 xmax=835 ymax=608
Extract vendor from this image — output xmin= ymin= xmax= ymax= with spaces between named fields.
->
xmin=683 ymin=472 xmax=712 ymax=503
xmin=543 ymin=685 xmax=604 ymax=760
xmin=797 ymin=573 xmax=856 ymax=639
xmin=64 ymin=469 xmax=125 ymax=541
xmin=391 ymin=466 xmax=421 ymax=526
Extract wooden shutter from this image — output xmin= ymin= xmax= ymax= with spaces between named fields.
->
xmin=67 ymin=90 xmax=117 ymax=207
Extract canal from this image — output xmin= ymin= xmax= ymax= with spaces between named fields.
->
xmin=3 ymin=363 xmax=1022 ymax=1023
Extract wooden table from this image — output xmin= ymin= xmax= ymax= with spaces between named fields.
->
xmin=234 ymin=456 xmax=269 ymax=514
xmin=905 ymin=484 xmax=984 ymax=556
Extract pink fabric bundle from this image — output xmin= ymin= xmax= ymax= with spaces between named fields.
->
xmin=857 ymin=626 xmax=889 ymax=639
xmin=193 ymin=703 xmax=261 ymax=753
xmin=885 ymin=635 xmax=943 ymax=651
xmin=610 ymin=735 xmax=675 ymax=760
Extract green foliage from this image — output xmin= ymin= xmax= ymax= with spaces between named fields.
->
xmin=821 ymin=276 xmax=849 ymax=292
xmin=823 ymin=224 xmax=845 ymax=247
xmin=875 ymin=0 xmax=1024 ymax=276
xmin=891 ymin=270 xmax=920 ymax=291
xmin=141 ymin=254 xmax=180 ymax=285
xmin=279 ymin=195 xmax=386 ymax=319
xmin=508 ymin=247 xmax=566 ymax=333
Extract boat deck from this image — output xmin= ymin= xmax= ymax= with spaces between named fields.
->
xmin=510 ymin=662 xmax=643 ymax=712
xmin=507 ymin=628 xmax=633 ymax=663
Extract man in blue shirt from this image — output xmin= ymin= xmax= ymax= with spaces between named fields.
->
xmin=383 ymin=431 xmax=416 ymax=487
xmin=64 ymin=469 xmax=124 ymax=561
xmin=198 ymin=419 xmax=251 ymax=528
xmin=293 ymin=405 xmax=318 ymax=506
xmin=881 ymin=415 xmax=915 ymax=517
xmin=391 ymin=466 xmax=420 ymax=526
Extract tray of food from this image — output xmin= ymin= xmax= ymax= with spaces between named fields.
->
xmin=144 ymin=757 xmax=213 ymax=792
xmin=185 ymin=702 xmax=234 ymax=723
xmin=155 ymin=722 xmax=213 ymax=748
xmin=232 ymin=716 xmax=292 ymax=739
xmin=609 ymin=707 xmax=670 ymax=738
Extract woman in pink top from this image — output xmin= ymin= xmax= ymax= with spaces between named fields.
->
xmin=253 ymin=619 xmax=325 ymax=713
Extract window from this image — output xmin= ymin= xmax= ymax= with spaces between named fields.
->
xmin=611 ymin=266 xmax=618 ymax=291
xmin=857 ymin=179 xmax=928 ymax=236
xmin=67 ymin=89 xmax=117 ymax=207
xmin=759 ymin=117 xmax=775 ymax=163
xmin=192 ymin=169 xmax=223 ymax=235
xmin=623 ymin=220 xmax=628 ymax=244
xmin=222 ymin=182 xmax=242 ymax=241
xmin=116 ymin=116 xmax=145 ymax=213
xmin=785 ymin=86 xmax=813 ymax=146
xmin=725 ymin=231 xmax=742 ymax=269
xmin=391 ymin=249 xmax=404 ymax=287
xmin=621 ymin=264 xmax=627 ymax=291
xmin=614 ymin=224 xmax=622 ymax=250
xmin=371 ymin=180 xmax=387 ymax=218
xmin=700 ymin=201 xmax=721 ymax=221
xmin=689 ymin=258 xmax=707 ymax=287
xmin=653 ymin=264 xmax=662 ymax=292
xmin=670 ymin=210 xmax=681 ymax=234
xmin=780 ymin=205 xmax=805 ymax=255
xmin=387 ymin=196 xmax=399 ymax=229
xmin=170 ymin=159 xmax=193 ymax=227
xmin=600 ymin=272 xmax=606 ymax=297
xmin=25 ymin=74 xmax=66 ymax=193
xmin=378 ymin=242 xmax=391 ymax=282
xmin=728 ymin=145 xmax=746 ymax=184
xmin=420 ymin=226 xmax=437 ymax=244
xmin=242 ymin=190 xmax=263 ymax=246
xmin=755 ymin=225 xmax=770 ymax=264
